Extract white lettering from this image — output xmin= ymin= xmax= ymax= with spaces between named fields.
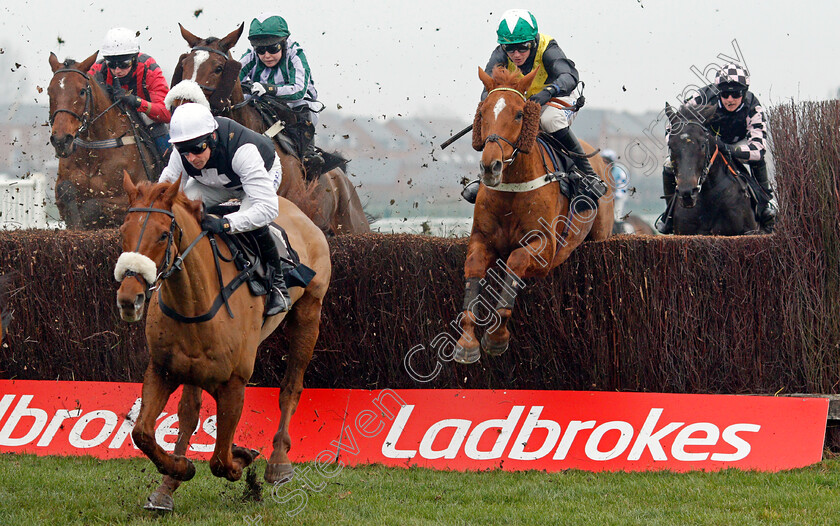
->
xmin=553 ymin=420 xmax=596 ymax=460
xmin=585 ymin=421 xmax=634 ymax=461
xmin=464 ymin=406 xmax=524 ymax=460
xmin=628 ymin=408 xmax=684 ymax=461
xmin=68 ymin=410 xmax=118 ymax=449
xmin=0 ymin=395 xmax=48 ymax=446
xmin=155 ymin=414 xmax=180 ymax=452
xmin=711 ymin=423 xmax=760 ymax=461
xmin=191 ymin=415 xmax=216 ymax=452
xmin=381 ymin=405 xmax=417 ymax=458
xmin=108 ymin=398 xmax=142 ymax=449
xmin=672 ymin=423 xmax=719 ymax=461
xmin=418 ymin=419 xmax=471 ymax=460
xmin=37 ymin=409 xmax=82 ymax=447
xmin=509 ymin=406 xmax=562 ymax=461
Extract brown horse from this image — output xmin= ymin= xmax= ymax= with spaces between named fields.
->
xmin=0 ymin=274 xmax=11 ymax=348
xmin=115 ymin=174 xmax=331 ymax=511
xmin=48 ymin=52 xmax=157 ymax=229
xmin=166 ymin=23 xmax=370 ymax=236
xmin=453 ymin=67 xmax=614 ymax=363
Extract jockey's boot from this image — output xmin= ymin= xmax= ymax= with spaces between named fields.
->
xmin=751 ymin=160 xmax=777 ymax=232
xmin=253 ymin=225 xmax=291 ymax=316
xmin=654 ymin=162 xmax=676 ymax=234
xmin=551 ymin=128 xmax=606 ymax=210
xmin=461 ymin=180 xmax=480 ymax=204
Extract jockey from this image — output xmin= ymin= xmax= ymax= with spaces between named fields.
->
xmin=159 ymin=103 xmax=290 ymax=316
xmin=602 ymin=149 xmax=628 ymax=220
xmin=239 ymin=13 xmax=323 ymax=166
xmin=656 ymin=63 xmax=776 ymax=234
xmin=463 ymin=9 xmax=606 ymax=209
xmin=88 ymin=27 xmax=171 ymax=156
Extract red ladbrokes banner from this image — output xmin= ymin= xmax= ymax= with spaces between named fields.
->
xmin=0 ymin=380 xmax=827 ymax=472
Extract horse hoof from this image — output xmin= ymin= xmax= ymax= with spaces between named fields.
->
xmin=265 ymin=463 xmax=294 ymax=484
xmin=171 ymin=457 xmax=196 ymax=481
xmin=233 ymin=446 xmax=260 ymax=467
xmin=481 ymin=332 xmax=509 ymax=356
xmin=452 ymin=344 xmax=480 ymax=364
xmin=143 ymin=490 xmax=174 ymax=513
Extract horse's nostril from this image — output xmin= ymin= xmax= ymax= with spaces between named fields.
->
xmin=491 ymin=160 xmax=503 ymax=175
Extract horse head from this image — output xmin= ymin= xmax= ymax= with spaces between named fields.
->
xmin=165 ymin=23 xmax=244 ymax=113
xmin=47 ymin=52 xmax=100 ymax=157
xmin=472 ymin=66 xmax=541 ymax=187
xmin=666 ymin=103 xmax=719 ymax=208
xmin=114 ymin=172 xmax=201 ymax=322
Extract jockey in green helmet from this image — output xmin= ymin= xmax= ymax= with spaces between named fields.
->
xmin=239 ymin=13 xmax=323 ymax=166
xmin=462 ymin=9 xmax=605 ymax=210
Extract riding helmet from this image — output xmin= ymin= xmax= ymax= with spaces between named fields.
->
xmin=101 ymin=27 xmax=140 ymax=57
xmin=249 ymin=13 xmax=290 ymax=46
xmin=496 ymin=9 xmax=539 ymax=44
xmin=168 ymin=103 xmax=219 ymax=145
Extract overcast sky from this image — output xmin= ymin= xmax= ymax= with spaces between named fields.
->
xmin=1 ymin=0 xmax=837 ymax=121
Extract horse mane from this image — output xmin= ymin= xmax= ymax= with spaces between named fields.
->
xmin=676 ymin=104 xmax=718 ymax=126
xmin=489 ymin=66 xmax=522 ymax=87
xmin=62 ymin=58 xmax=76 ymax=68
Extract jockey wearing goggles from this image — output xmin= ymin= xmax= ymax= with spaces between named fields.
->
xmin=239 ymin=13 xmax=324 ymax=166
xmin=160 ymin=103 xmax=291 ymax=316
xmin=656 ymin=63 xmax=775 ymax=234
xmin=463 ymin=9 xmax=606 ymax=209
xmin=88 ymin=27 xmax=171 ymax=156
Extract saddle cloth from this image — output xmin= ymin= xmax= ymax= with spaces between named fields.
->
xmin=535 ymin=133 xmax=584 ymax=201
xmin=206 ymin=202 xmax=316 ymax=297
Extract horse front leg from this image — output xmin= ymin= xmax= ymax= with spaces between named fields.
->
xmin=482 ymin=244 xmax=549 ymax=356
xmin=55 ymin=180 xmax=82 ymax=229
xmin=145 ymin=385 xmax=202 ymax=512
xmin=453 ymin=241 xmax=494 ymax=364
xmin=266 ymin=292 xmax=321 ymax=483
xmin=209 ymin=376 xmax=256 ymax=482
xmin=132 ymin=366 xmax=196 ymax=484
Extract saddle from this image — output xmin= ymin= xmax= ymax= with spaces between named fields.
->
xmin=535 ymin=133 xmax=585 ymax=201
xmin=245 ymin=92 xmax=348 ymax=180
xmin=206 ymin=202 xmax=316 ymax=298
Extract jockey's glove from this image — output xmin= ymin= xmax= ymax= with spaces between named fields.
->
xmin=714 ymin=136 xmax=733 ymax=156
xmin=529 ymin=86 xmax=556 ymax=106
xmin=201 ymin=215 xmax=231 ymax=234
xmin=117 ymin=93 xmax=142 ymax=109
xmin=251 ymin=82 xmax=268 ymax=97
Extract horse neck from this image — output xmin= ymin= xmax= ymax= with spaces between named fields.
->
xmin=159 ymin=204 xmax=221 ymax=307
xmin=84 ymin=80 xmax=131 ymax=141
xmin=502 ymin=146 xmax=546 ymax=184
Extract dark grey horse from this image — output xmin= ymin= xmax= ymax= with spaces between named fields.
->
xmin=665 ymin=103 xmax=758 ymax=235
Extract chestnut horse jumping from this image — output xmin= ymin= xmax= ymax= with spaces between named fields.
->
xmin=115 ymin=174 xmax=330 ymax=511
xmin=166 ymin=23 xmax=370 ymax=236
xmin=48 ymin=52 xmax=157 ymax=228
xmin=453 ymin=67 xmax=614 ymax=364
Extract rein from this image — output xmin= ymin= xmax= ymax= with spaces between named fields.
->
xmin=123 ymin=206 xmax=255 ymax=323
xmin=50 ymin=68 xmax=121 ymax=136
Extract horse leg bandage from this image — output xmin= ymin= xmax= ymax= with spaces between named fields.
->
xmin=492 ymin=272 xmax=521 ymax=310
xmin=462 ymin=277 xmax=483 ymax=312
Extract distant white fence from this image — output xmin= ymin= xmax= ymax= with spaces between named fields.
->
xmin=370 ymin=217 xmax=472 ymax=237
xmin=0 ymin=173 xmax=58 ymax=230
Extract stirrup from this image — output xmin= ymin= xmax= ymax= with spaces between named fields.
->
xmin=461 ymin=180 xmax=480 ymax=204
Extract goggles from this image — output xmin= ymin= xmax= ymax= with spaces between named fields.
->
xmin=254 ymin=43 xmax=282 ymax=55
xmin=720 ymin=90 xmax=744 ymax=100
xmin=105 ymin=56 xmax=134 ymax=69
xmin=175 ymin=137 xmax=211 ymax=156
xmin=502 ymin=41 xmax=535 ymax=54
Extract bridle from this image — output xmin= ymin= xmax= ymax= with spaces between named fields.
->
xmin=672 ymin=121 xmax=736 ymax=192
xmin=482 ymin=87 xmax=527 ymax=165
xmin=188 ymin=46 xmax=230 ymax=93
xmin=49 ymin=68 xmax=119 ymax=135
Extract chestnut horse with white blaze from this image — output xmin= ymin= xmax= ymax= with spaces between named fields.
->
xmin=48 ymin=52 xmax=157 ymax=229
xmin=453 ymin=67 xmax=614 ymax=364
xmin=166 ymin=23 xmax=370 ymax=236
xmin=114 ymin=173 xmax=330 ymax=512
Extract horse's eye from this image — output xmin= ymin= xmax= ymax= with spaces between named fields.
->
xmin=80 ymin=89 xmax=86 ymax=97
xmin=158 ymin=232 xmax=170 ymax=242
xmin=515 ymin=111 xmax=524 ymax=120
xmin=215 ymin=66 xmax=223 ymax=74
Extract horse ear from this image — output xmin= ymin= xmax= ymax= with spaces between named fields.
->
xmin=478 ymin=67 xmax=495 ymax=93
xmin=123 ymin=171 xmax=138 ymax=202
xmin=163 ymin=174 xmax=182 ymax=204
xmin=665 ymin=103 xmax=677 ymax=124
xmin=179 ymin=23 xmax=202 ymax=48
xmin=517 ymin=67 xmax=540 ymax=96
xmin=219 ymin=23 xmax=244 ymax=53
xmin=49 ymin=52 xmax=62 ymax=72
xmin=79 ymin=51 xmax=99 ymax=73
